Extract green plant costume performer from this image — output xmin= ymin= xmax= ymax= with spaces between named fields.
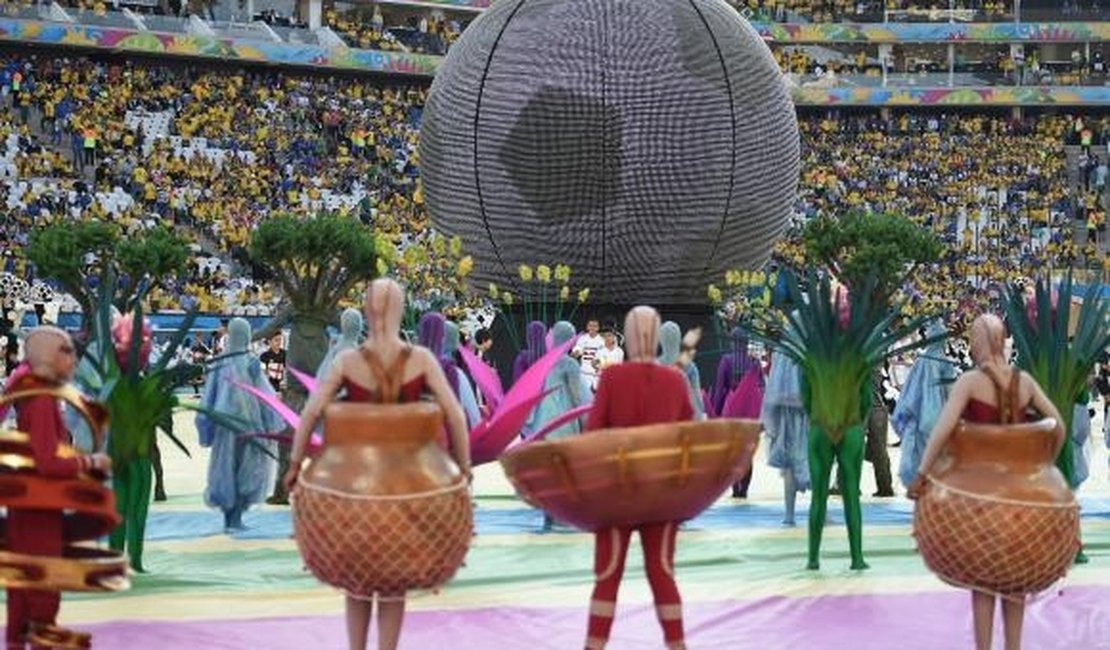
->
xmin=80 ymin=277 xmax=238 ymax=571
xmin=801 ymin=376 xmax=872 ymax=570
xmin=1002 ymin=276 xmax=1109 ymax=565
xmin=748 ymin=272 xmax=940 ymax=571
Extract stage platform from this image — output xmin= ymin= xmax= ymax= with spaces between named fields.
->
xmin=8 ymin=410 xmax=1110 ymax=649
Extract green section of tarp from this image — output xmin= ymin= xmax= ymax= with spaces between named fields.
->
xmin=70 ymin=521 xmax=1110 ymax=604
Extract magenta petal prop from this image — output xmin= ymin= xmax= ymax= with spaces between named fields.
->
xmin=460 ymin=346 xmax=504 ymax=410
xmin=233 ymin=380 xmax=300 ymax=430
xmin=248 ymin=431 xmax=323 ymax=456
xmin=721 ymin=368 xmax=763 ymax=419
xmin=702 ymin=389 xmax=717 ymax=419
xmin=468 ymin=339 xmax=576 ymax=465
xmin=470 ymin=388 xmax=555 ymax=465
xmin=286 ymin=367 xmax=319 ymax=394
xmin=496 ymin=339 xmax=575 ymax=415
xmin=522 ymin=404 xmax=593 ymax=443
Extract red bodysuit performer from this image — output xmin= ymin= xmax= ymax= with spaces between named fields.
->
xmin=584 ymin=307 xmax=694 ymax=650
xmin=4 ymin=327 xmax=111 ymax=650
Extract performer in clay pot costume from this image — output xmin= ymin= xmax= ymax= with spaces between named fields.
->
xmin=909 ymin=314 xmax=1078 ymax=650
xmin=283 ymin=280 xmax=473 ymax=650
xmin=2 ymin=327 xmax=123 ymax=650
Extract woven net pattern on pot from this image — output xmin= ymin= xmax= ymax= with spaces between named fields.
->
xmin=914 ymin=479 xmax=1079 ymax=597
xmin=293 ymin=482 xmax=473 ymax=597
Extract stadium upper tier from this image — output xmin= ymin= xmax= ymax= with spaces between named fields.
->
xmin=0 ymin=0 xmax=1107 ymax=106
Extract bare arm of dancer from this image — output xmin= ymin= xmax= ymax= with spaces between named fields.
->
xmin=1022 ymin=371 xmax=1067 ymax=457
xmin=418 ymin=347 xmax=473 ymax=480
xmin=283 ymin=352 xmax=347 ymax=490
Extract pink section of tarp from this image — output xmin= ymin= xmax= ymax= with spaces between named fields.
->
xmin=76 ymin=586 xmax=1110 ymax=649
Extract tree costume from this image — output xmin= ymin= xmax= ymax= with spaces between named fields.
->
xmin=77 ymin=277 xmax=232 ymax=572
xmin=1002 ymin=277 xmax=1109 ymax=564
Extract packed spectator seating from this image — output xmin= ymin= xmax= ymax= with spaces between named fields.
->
xmin=775 ymin=44 xmax=1109 ymax=88
xmin=325 ymin=5 xmax=465 ymax=55
xmin=0 ymin=50 xmax=1105 ymax=320
xmin=1 ymin=53 xmax=427 ymax=314
xmin=734 ymin=0 xmax=1017 ymax=23
xmin=794 ymin=112 xmax=1108 ymax=280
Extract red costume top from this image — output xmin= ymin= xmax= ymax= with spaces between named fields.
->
xmin=586 ymin=362 xmax=694 ymax=431
xmin=343 ymin=376 xmax=426 ymax=404
xmin=15 ymin=393 xmax=84 ymax=478
xmin=964 ymin=399 xmax=1030 ymax=424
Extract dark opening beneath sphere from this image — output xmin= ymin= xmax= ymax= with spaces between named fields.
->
xmin=419 ymin=0 xmax=800 ymax=305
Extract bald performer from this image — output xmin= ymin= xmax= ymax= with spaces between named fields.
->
xmin=5 ymin=327 xmax=110 ymax=650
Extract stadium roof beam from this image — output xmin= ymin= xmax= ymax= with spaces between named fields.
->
xmin=45 ymin=2 xmax=73 ymax=24
xmin=120 ymin=7 xmax=147 ymax=31
xmin=186 ymin=14 xmax=217 ymax=38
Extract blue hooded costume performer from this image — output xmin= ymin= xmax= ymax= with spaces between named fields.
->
xmin=532 ymin=321 xmax=592 ymax=441
xmin=315 ymin=308 xmax=363 ymax=383
xmin=196 ymin=318 xmax=284 ymax=531
xmin=1071 ymin=399 xmax=1091 ymax=489
xmin=891 ymin=322 xmax=956 ymax=488
xmin=761 ymin=350 xmax=810 ymax=526
xmin=659 ymin=321 xmax=703 ymax=420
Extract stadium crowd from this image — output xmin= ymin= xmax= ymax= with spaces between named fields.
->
xmin=0 ymin=51 xmax=1105 ymax=321
xmin=737 ymin=0 xmax=1015 ymax=22
xmin=0 ymin=53 xmax=427 ymax=314
xmin=325 ymin=5 xmax=464 ymax=55
xmin=785 ymin=111 xmax=1107 ymax=328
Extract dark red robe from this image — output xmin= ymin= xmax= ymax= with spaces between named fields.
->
xmin=6 ymin=384 xmax=83 ymax=649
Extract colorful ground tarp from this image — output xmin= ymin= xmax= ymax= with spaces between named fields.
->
xmin=5 ymin=415 xmax=1110 ymax=649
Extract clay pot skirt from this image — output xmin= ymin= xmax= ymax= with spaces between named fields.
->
xmin=914 ymin=419 xmax=1079 ymax=598
xmin=293 ymin=402 xmax=472 ymax=597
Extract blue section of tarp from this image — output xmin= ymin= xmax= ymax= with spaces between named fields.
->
xmin=20 ymin=312 xmax=274 ymax=332
xmin=143 ymin=496 xmax=1110 ymax=542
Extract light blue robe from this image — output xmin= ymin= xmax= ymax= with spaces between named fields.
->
xmin=196 ymin=318 xmax=283 ymax=516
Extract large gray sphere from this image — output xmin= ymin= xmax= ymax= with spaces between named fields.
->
xmin=419 ymin=0 xmax=799 ymax=305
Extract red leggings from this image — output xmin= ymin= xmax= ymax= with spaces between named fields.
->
xmin=6 ymin=510 xmax=63 ymax=650
xmin=586 ymin=522 xmax=683 ymax=649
